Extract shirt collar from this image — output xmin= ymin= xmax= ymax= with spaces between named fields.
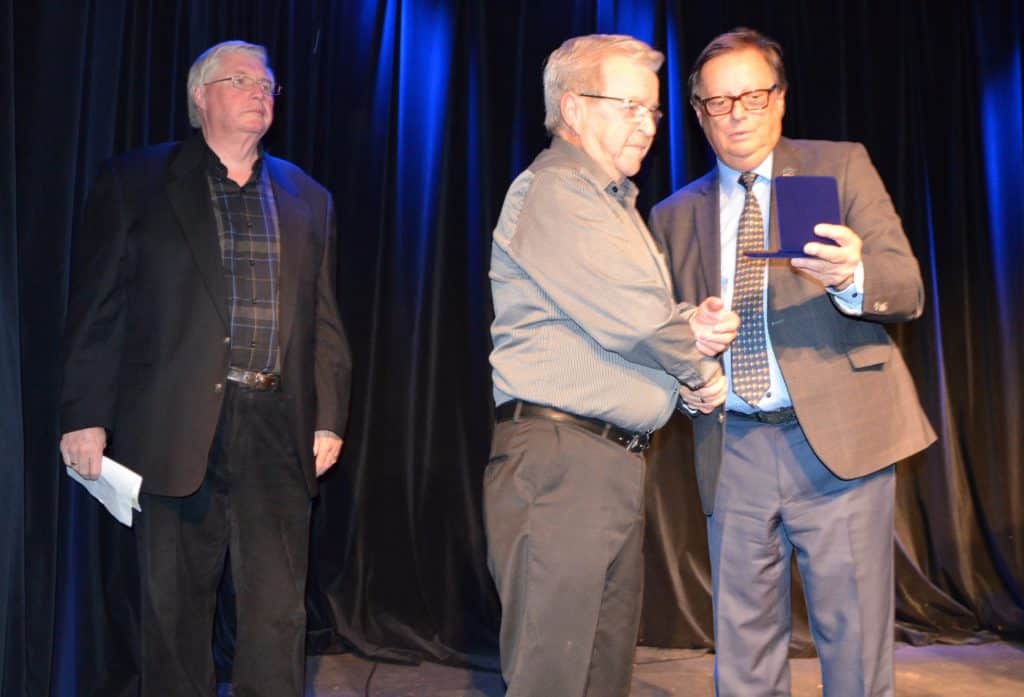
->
xmin=550 ymin=136 xmax=638 ymax=205
xmin=203 ymin=137 xmax=265 ymax=185
xmin=717 ymin=152 xmax=774 ymax=195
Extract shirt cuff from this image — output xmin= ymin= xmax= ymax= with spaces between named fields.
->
xmin=315 ymin=429 xmax=341 ymax=440
xmin=676 ymin=395 xmax=698 ymax=416
xmin=828 ymin=261 xmax=865 ymax=315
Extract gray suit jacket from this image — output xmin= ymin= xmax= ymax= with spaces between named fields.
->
xmin=649 ymin=138 xmax=936 ymax=514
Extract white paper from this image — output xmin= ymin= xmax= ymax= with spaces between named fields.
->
xmin=65 ymin=456 xmax=143 ymax=527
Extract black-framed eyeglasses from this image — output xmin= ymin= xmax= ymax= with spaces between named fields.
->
xmin=579 ymin=93 xmax=663 ymax=124
xmin=204 ymin=74 xmax=282 ymax=97
xmin=692 ymin=84 xmax=778 ymax=117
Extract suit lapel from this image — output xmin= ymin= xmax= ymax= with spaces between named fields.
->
xmin=769 ymin=137 xmax=802 ymax=251
xmin=768 ymin=138 xmax=818 ymax=311
xmin=165 ymin=137 xmax=229 ymax=328
xmin=696 ymin=171 xmax=721 ymax=295
xmin=266 ymin=156 xmax=311 ymax=361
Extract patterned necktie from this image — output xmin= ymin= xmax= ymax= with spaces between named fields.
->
xmin=731 ymin=172 xmax=770 ymax=406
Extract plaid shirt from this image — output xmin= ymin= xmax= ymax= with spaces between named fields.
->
xmin=206 ymin=147 xmax=281 ymax=373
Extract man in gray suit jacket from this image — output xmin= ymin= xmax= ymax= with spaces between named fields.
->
xmin=648 ymin=28 xmax=935 ymax=697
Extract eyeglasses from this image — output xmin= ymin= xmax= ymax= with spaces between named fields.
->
xmin=204 ymin=74 xmax=282 ymax=97
xmin=692 ymin=84 xmax=778 ymax=117
xmin=579 ymin=93 xmax=663 ymax=124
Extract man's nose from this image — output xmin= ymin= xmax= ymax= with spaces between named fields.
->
xmin=729 ymin=98 xmax=750 ymax=118
xmin=637 ymin=110 xmax=658 ymax=135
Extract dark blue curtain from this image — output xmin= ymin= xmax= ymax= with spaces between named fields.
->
xmin=2 ymin=1 xmax=1022 ymax=695
xmin=1 ymin=0 xmax=25 ymax=692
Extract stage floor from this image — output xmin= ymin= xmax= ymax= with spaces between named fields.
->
xmin=296 ymin=641 xmax=1024 ymax=696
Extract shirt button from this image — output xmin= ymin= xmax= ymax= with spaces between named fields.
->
xmin=223 ymin=336 xmax=231 ymax=345
xmin=214 ymin=383 xmax=223 ymax=393
xmin=250 ymin=340 xmax=256 ymax=347
xmin=249 ymin=259 xmax=256 ymax=266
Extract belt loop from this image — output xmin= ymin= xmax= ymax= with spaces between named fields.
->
xmin=513 ymin=400 xmax=523 ymax=421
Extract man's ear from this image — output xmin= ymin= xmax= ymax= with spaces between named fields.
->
xmin=192 ymin=86 xmax=206 ymax=116
xmin=561 ymin=91 xmax=582 ymax=133
xmin=692 ymin=102 xmax=707 ymax=132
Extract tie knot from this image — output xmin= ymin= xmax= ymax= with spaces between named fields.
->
xmin=739 ymin=171 xmax=757 ymax=190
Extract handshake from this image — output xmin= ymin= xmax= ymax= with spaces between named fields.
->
xmin=685 ymin=297 xmax=739 ymax=414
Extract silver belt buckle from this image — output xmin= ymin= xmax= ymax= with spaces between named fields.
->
xmin=626 ymin=431 xmax=652 ymax=452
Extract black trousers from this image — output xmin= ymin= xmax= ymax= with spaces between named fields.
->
xmin=136 ymin=383 xmax=312 ymax=697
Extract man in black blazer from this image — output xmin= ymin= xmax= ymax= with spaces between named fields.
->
xmin=59 ymin=40 xmax=351 ymax=697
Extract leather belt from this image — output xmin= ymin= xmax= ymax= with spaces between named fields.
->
xmin=226 ymin=366 xmax=281 ymax=391
xmin=728 ymin=407 xmax=796 ymax=425
xmin=495 ymin=401 xmax=651 ymax=453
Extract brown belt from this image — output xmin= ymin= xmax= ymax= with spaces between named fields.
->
xmin=226 ymin=366 xmax=281 ymax=391
xmin=495 ymin=400 xmax=651 ymax=452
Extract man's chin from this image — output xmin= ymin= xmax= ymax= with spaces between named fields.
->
xmin=617 ymin=158 xmax=644 ymax=178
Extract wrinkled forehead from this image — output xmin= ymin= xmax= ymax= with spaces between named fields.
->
xmin=696 ymin=48 xmax=774 ymax=95
xmin=216 ymin=50 xmax=275 ymax=81
xmin=599 ymin=55 xmax=659 ymax=99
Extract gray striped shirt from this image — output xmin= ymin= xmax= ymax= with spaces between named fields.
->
xmin=489 ymin=138 xmax=716 ymax=432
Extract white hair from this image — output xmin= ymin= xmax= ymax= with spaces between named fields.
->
xmin=186 ymin=40 xmax=273 ymax=128
xmin=542 ymin=34 xmax=664 ymax=136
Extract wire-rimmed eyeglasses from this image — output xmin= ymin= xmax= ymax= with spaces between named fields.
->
xmin=692 ymin=84 xmax=778 ymax=117
xmin=204 ymin=74 xmax=282 ymax=97
xmin=579 ymin=93 xmax=663 ymax=124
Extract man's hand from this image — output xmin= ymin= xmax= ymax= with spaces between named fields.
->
xmin=791 ymin=224 xmax=862 ymax=289
xmin=59 ymin=427 xmax=106 ymax=480
xmin=313 ymin=431 xmax=343 ymax=477
xmin=690 ymin=296 xmax=740 ymax=356
xmin=680 ymin=365 xmax=727 ymax=414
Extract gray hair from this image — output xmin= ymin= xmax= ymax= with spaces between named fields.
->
xmin=688 ymin=27 xmax=787 ymax=102
xmin=542 ymin=34 xmax=664 ymax=137
xmin=187 ymin=40 xmax=274 ymax=128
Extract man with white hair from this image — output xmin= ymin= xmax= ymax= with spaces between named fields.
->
xmin=484 ymin=34 xmax=738 ymax=696
xmin=59 ymin=40 xmax=351 ymax=696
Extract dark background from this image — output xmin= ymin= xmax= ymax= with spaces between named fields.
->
xmin=3 ymin=1 xmax=1022 ymax=695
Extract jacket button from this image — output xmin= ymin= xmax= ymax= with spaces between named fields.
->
xmin=223 ymin=336 xmax=231 ymax=345
xmin=717 ymin=412 xmax=725 ymax=424
xmin=214 ymin=383 xmax=223 ymax=393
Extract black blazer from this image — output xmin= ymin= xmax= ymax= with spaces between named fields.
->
xmin=61 ymin=136 xmax=352 ymax=497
